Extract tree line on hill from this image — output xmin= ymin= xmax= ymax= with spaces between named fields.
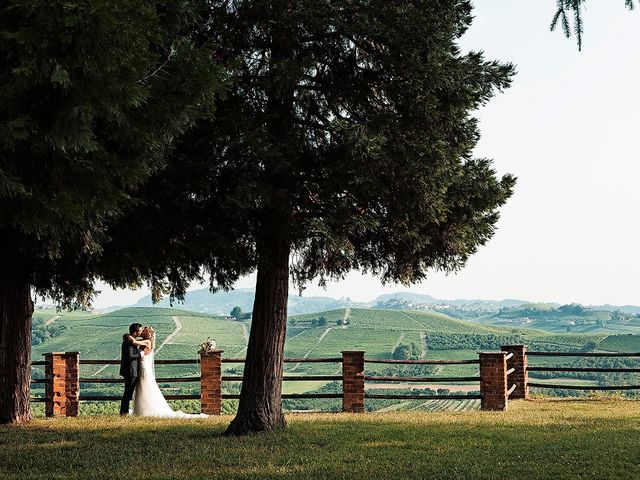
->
xmin=1 ymin=0 xmax=632 ymax=431
xmin=31 ymin=318 xmax=64 ymax=346
xmin=230 ymin=307 xmax=252 ymax=321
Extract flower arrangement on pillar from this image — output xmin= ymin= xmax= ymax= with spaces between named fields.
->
xmin=198 ymin=338 xmax=217 ymax=354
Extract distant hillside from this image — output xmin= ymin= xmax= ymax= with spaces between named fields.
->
xmin=30 ymin=305 xmax=640 ymax=407
xmin=466 ymin=302 xmax=640 ymax=334
xmin=372 ymin=292 xmax=530 ymax=309
xmin=591 ymin=304 xmax=640 ymax=315
xmin=134 ymin=287 xmax=356 ymax=316
xmin=130 ymin=287 xmax=640 ymax=320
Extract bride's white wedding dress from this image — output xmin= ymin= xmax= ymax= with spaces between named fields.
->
xmin=132 ymin=351 xmax=207 ymax=418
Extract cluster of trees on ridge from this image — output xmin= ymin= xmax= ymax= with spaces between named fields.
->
xmin=31 ymin=318 xmax=64 ymax=346
xmin=230 ymin=306 xmax=252 ymax=321
xmin=1 ymin=0 xmax=633 ymax=433
xmin=392 ymin=342 xmax=422 ymax=360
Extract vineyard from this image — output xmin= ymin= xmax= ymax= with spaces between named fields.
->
xmin=29 ymin=305 xmax=640 ymax=414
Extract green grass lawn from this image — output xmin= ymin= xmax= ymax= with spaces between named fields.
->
xmin=4 ymin=400 xmax=640 ymax=479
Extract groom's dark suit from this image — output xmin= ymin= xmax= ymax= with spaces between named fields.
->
xmin=119 ymin=339 xmax=143 ymax=415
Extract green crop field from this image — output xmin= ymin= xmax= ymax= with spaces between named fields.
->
xmin=30 ymin=305 xmax=640 ymax=411
xmin=598 ymin=334 xmax=640 ymax=352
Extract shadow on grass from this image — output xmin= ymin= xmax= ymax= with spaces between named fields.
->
xmin=3 ymin=405 xmax=640 ymax=479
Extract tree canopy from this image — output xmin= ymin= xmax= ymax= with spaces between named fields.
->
xmin=0 ymin=0 xmax=223 ymax=424
xmin=0 ymin=0 xmax=221 ymax=305
xmin=102 ymin=0 xmax=515 ymax=297
xmin=100 ymin=0 xmax=515 ymax=434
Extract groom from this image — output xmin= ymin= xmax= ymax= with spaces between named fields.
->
xmin=119 ymin=323 xmax=145 ymax=416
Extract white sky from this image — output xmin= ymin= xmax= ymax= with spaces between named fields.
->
xmin=92 ymin=1 xmax=640 ymax=309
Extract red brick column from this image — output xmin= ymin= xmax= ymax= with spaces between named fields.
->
xmin=501 ymin=345 xmax=529 ymax=399
xmin=479 ymin=352 xmax=508 ymax=411
xmin=200 ymin=350 xmax=222 ymax=415
xmin=44 ymin=352 xmax=80 ymax=417
xmin=342 ymin=351 xmax=365 ymax=413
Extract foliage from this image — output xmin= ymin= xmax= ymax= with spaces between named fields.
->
xmin=229 ymin=306 xmax=251 ymax=320
xmin=0 ymin=0 xmax=223 ymax=305
xmin=558 ymin=304 xmax=587 ymax=315
xmin=391 ymin=342 xmax=421 ymax=360
xmin=31 ymin=317 xmax=64 ymax=346
xmin=425 ymin=332 xmax=523 ymax=350
xmin=100 ymin=0 xmax=515 ymax=305
xmin=550 ymin=0 xmax=636 ymax=50
xmin=392 ymin=344 xmax=412 ymax=360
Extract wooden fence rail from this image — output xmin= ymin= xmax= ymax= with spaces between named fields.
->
xmin=29 ymin=348 xmax=521 ymax=417
xmin=525 ymin=347 xmax=640 ymax=392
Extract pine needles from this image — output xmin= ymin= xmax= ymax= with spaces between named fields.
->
xmin=551 ymin=0 xmax=635 ymax=51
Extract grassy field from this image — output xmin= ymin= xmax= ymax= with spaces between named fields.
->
xmin=5 ymin=400 xmax=640 ymax=479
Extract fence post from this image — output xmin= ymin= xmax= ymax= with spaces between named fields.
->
xmin=501 ymin=345 xmax=529 ymax=399
xmin=200 ymin=350 xmax=223 ymax=415
xmin=479 ymin=352 xmax=508 ymax=411
xmin=342 ymin=351 xmax=365 ymax=413
xmin=44 ymin=351 xmax=80 ymax=417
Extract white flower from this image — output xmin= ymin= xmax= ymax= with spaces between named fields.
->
xmin=198 ymin=337 xmax=217 ymax=354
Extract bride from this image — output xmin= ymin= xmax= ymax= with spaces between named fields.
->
xmin=125 ymin=326 xmax=207 ymax=418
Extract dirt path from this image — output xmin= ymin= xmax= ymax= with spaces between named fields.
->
xmin=286 ymin=328 xmax=309 ymax=341
xmin=45 ymin=315 xmax=61 ymax=326
xmin=238 ymin=323 xmax=250 ymax=356
xmin=154 ymin=316 xmax=183 ymax=354
xmin=290 ymin=327 xmax=333 ymax=372
xmin=242 ymin=323 xmax=249 ymax=343
xmin=420 ymin=333 xmax=428 ymax=359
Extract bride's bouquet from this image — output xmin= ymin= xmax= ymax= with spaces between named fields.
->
xmin=198 ymin=337 xmax=217 ymax=354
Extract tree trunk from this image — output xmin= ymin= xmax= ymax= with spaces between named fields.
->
xmin=225 ymin=236 xmax=290 ymax=435
xmin=0 ymin=279 xmax=34 ymax=424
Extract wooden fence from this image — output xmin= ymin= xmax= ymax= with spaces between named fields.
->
xmin=29 ymin=346 xmax=538 ymax=417
xmin=527 ymin=348 xmax=640 ymax=391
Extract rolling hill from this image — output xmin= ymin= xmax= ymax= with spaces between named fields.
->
xmin=33 ymin=305 xmax=634 ymax=367
xmin=133 ymin=287 xmax=359 ymax=316
xmin=464 ymin=303 xmax=640 ymax=335
xmin=30 ymin=306 xmax=640 ymax=411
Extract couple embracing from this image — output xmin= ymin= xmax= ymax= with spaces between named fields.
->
xmin=119 ymin=323 xmax=206 ymax=418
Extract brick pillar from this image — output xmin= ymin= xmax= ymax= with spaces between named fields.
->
xmin=479 ymin=352 xmax=508 ymax=411
xmin=200 ymin=350 xmax=222 ymax=415
xmin=44 ymin=352 xmax=80 ymax=417
xmin=501 ymin=345 xmax=529 ymax=399
xmin=342 ymin=351 xmax=365 ymax=413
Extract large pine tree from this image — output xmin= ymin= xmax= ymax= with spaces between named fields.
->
xmin=100 ymin=0 xmax=515 ymax=435
xmin=0 ymin=0 xmax=222 ymax=423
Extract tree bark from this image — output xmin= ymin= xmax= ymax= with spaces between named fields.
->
xmin=0 ymin=279 xmax=34 ymax=424
xmin=225 ymin=235 xmax=290 ymax=435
